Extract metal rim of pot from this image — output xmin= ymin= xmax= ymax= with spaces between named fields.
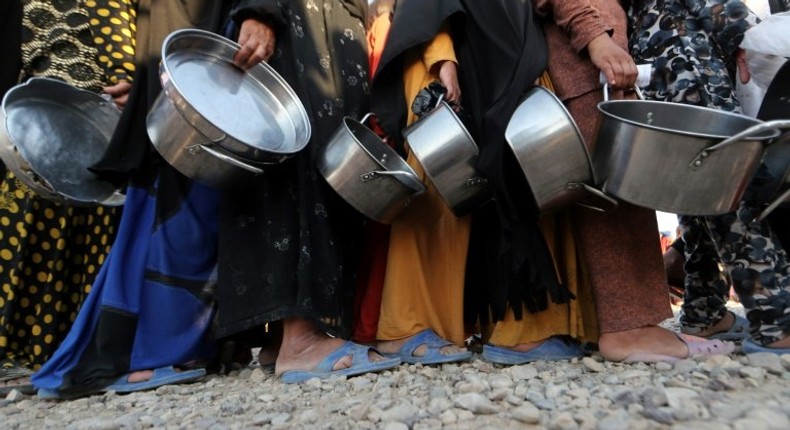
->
xmin=158 ymin=28 xmax=311 ymax=165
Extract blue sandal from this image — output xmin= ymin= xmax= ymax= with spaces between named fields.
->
xmin=280 ymin=341 xmax=401 ymax=384
xmin=742 ymin=337 xmax=790 ymax=355
xmin=483 ymin=337 xmax=584 ymax=365
xmin=383 ymin=329 xmax=472 ymax=365
xmin=37 ymin=366 xmax=206 ymax=399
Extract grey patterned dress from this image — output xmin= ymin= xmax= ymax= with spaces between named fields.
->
xmin=628 ymin=0 xmax=758 ymax=112
xmin=629 ymin=1 xmax=790 ymax=345
xmin=217 ymin=0 xmax=369 ymax=338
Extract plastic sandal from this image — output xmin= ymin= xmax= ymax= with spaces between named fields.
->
xmin=623 ymin=333 xmax=735 ymax=363
xmin=383 ymin=329 xmax=473 ymax=365
xmin=482 ymin=337 xmax=585 ymax=365
xmin=36 ymin=366 xmax=206 ymax=399
xmin=280 ymin=341 xmax=401 ymax=384
xmin=681 ymin=311 xmax=750 ymax=341
xmin=741 ymin=337 xmax=790 ymax=355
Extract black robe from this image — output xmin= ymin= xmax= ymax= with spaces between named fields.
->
xmin=215 ymin=0 xmax=370 ymax=339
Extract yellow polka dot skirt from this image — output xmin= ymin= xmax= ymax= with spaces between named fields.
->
xmin=0 ymin=172 xmax=118 ymax=369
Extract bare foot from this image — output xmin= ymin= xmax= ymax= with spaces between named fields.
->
xmin=126 ymin=370 xmax=154 ymax=383
xmin=599 ymin=326 xmax=689 ymax=362
xmin=682 ymin=311 xmax=735 ymax=338
xmin=767 ymin=336 xmax=790 ymax=349
xmin=377 ymin=334 xmax=466 ymax=358
xmin=258 ymin=346 xmax=278 ymax=368
xmin=275 ymin=318 xmax=385 ymax=375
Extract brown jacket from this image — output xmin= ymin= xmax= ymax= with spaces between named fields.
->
xmin=534 ymin=0 xmax=626 ymax=102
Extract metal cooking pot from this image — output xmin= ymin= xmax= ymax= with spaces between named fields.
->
xmin=318 ymin=114 xmax=426 ymax=224
xmin=402 ymin=100 xmax=489 ymax=216
xmin=505 ymin=86 xmax=615 ymax=214
xmin=594 ymin=85 xmax=788 ymax=215
xmin=147 ymin=29 xmax=311 ymax=187
xmin=0 ymin=77 xmax=125 ymax=206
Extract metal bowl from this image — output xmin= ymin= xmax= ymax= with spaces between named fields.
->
xmin=0 ymin=77 xmax=125 ymax=206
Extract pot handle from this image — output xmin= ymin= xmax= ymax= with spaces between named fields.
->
xmin=193 ymin=144 xmax=264 ymax=174
xmin=96 ymin=189 xmax=126 ymax=207
xmin=755 ymin=187 xmax=790 ymax=223
xmin=359 ymin=112 xmax=375 ymax=125
xmin=602 ymin=83 xmax=646 ymax=102
xmin=360 ymin=170 xmax=426 ymax=194
xmin=689 ymin=120 xmax=790 ymax=169
xmin=568 ymin=182 xmax=619 ymax=212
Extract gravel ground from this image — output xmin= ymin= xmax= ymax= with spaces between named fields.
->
xmin=3 ymin=305 xmax=790 ymax=430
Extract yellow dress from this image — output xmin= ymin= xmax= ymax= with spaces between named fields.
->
xmin=376 ymin=33 xmax=596 ymax=347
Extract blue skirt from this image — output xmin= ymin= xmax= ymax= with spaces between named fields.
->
xmin=32 ymin=178 xmax=219 ymax=397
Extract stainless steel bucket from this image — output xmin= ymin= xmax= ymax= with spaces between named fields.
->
xmin=402 ymin=101 xmax=489 ymax=216
xmin=594 ymin=92 xmax=786 ymax=215
xmin=505 ymin=86 xmax=614 ymax=214
xmin=318 ymin=114 xmax=425 ymax=224
xmin=0 ymin=77 xmax=125 ymax=206
xmin=147 ymin=28 xmax=311 ymax=187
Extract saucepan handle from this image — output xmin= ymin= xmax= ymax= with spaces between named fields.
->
xmin=689 ymin=120 xmax=790 ymax=169
xmin=569 ymin=182 xmax=619 ymax=212
xmin=601 ymin=83 xmax=646 ymax=102
xmin=360 ymin=170 xmax=426 ymax=194
xmin=756 ymin=187 xmax=790 ymax=223
xmin=197 ymin=144 xmax=264 ymax=174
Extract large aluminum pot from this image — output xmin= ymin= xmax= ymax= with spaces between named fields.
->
xmin=319 ymin=114 xmax=426 ymax=224
xmin=505 ymin=86 xmax=615 ymax=214
xmin=0 ymin=77 xmax=125 ymax=206
xmin=594 ymin=87 xmax=787 ymax=215
xmin=147 ymin=29 xmax=311 ymax=187
xmin=402 ymin=101 xmax=490 ymax=216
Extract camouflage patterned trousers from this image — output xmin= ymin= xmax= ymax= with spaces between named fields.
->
xmin=680 ymin=165 xmax=790 ymax=345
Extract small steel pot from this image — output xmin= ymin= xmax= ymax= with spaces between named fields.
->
xmin=318 ymin=114 xmax=425 ymax=224
xmin=402 ymin=101 xmax=490 ymax=216
xmin=0 ymin=77 xmax=125 ymax=206
xmin=505 ymin=86 xmax=615 ymax=214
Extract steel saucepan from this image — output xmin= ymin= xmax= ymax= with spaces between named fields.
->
xmin=504 ymin=86 xmax=616 ymax=215
xmin=147 ymin=28 xmax=311 ymax=187
xmin=319 ymin=114 xmax=426 ymax=224
xmin=594 ymin=84 xmax=789 ymax=216
xmin=402 ymin=100 xmax=490 ymax=216
xmin=0 ymin=77 xmax=125 ymax=206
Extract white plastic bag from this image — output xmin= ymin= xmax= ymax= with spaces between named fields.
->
xmin=737 ymin=12 xmax=790 ymax=116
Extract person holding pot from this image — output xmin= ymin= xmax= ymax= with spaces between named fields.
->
xmin=627 ymin=0 xmax=790 ymax=355
xmin=212 ymin=0 xmax=404 ymax=384
xmin=527 ymin=0 xmax=738 ymax=364
xmin=360 ymin=0 xmax=603 ymax=366
xmin=363 ymin=0 xmax=473 ymax=365
xmin=30 ymin=0 xmax=283 ymax=399
xmin=0 ymin=0 xmax=135 ymax=395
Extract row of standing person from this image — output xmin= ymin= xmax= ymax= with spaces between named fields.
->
xmin=0 ymin=0 xmax=788 ymax=398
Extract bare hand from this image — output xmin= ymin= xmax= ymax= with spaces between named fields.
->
xmin=736 ymin=48 xmax=751 ymax=84
xmin=587 ymin=33 xmax=638 ymax=89
xmin=103 ymin=80 xmax=132 ymax=109
xmin=437 ymin=60 xmax=461 ymax=106
xmin=233 ymin=18 xmax=276 ymax=70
